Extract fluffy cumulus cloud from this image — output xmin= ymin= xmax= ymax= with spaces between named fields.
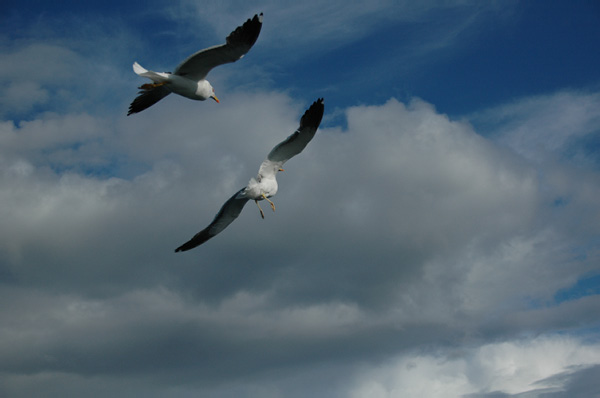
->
xmin=1 ymin=1 xmax=599 ymax=397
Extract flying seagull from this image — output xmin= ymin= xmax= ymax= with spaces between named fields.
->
xmin=175 ymin=98 xmax=325 ymax=252
xmin=128 ymin=13 xmax=263 ymax=115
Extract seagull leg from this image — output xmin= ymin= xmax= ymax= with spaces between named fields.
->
xmin=262 ymin=194 xmax=276 ymax=212
xmin=139 ymin=82 xmax=166 ymax=90
xmin=255 ymin=200 xmax=265 ymax=219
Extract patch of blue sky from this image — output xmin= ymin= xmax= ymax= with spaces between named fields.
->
xmin=417 ymin=2 xmax=600 ymax=116
xmin=555 ymin=273 xmax=600 ymax=304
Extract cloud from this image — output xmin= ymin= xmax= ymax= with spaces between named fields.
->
xmin=2 ymin=87 xmax=599 ymax=397
xmin=469 ymin=90 xmax=600 ymax=250
xmin=470 ymin=90 xmax=600 ymax=164
xmin=0 ymin=112 xmax=113 ymax=170
xmin=1 ymin=81 xmax=49 ymax=113
xmin=349 ymin=335 xmax=600 ymax=398
xmin=0 ymin=43 xmax=83 ymax=114
xmin=0 ymin=18 xmax=143 ymax=118
xmin=274 ymin=98 xmax=539 ymax=308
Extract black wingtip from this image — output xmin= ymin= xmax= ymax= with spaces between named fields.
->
xmin=174 ymin=242 xmax=192 ymax=253
xmin=174 ymin=239 xmax=198 ymax=253
xmin=127 ymin=101 xmax=139 ymax=116
xmin=300 ymin=98 xmax=325 ymax=129
xmin=227 ymin=13 xmax=263 ymax=48
xmin=127 ymin=86 xmax=171 ymax=116
xmin=174 ymin=228 xmax=214 ymax=253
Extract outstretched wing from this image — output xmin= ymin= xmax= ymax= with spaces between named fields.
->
xmin=259 ymin=98 xmax=325 ymax=176
xmin=174 ymin=13 xmax=263 ymax=81
xmin=175 ymin=188 xmax=249 ymax=252
xmin=127 ymin=85 xmax=171 ymax=115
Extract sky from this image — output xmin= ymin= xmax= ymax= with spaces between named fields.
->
xmin=1 ymin=1 xmax=600 ymax=397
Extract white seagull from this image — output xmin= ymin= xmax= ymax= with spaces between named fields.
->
xmin=175 ymin=98 xmax=325 ymax=252
xmin=128 ymin=13 xmax=263 ymax=115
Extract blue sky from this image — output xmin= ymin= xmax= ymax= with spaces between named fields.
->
xmin=1 ymin=1 xmax=600 ymax=397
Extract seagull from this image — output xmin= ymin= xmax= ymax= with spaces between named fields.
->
xmin=175 ymin=98 xmax=325 ymax=252
xmin=128 ymin=13 xmax=263 ymax=115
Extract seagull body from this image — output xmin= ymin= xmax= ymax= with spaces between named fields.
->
xmin=128 ymin=13 xmax=263 ymax=115
xmin=132 ymin=63 xmax=215 ymax=100
xmin=175 ymin=98 xmax=325 ymax=252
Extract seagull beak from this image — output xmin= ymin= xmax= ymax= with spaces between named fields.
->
xmin=211 ymin=95 xmax=220 ymax=103
xmin=279 ymin=168 xmax=285 ymax=172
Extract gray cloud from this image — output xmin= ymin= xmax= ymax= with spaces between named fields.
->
xmin=2 ymin=90 xmax=599 ymax=397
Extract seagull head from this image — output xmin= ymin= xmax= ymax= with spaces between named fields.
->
xmin=209 ymin=84 xmax=219 ymax=103
xmin=198 ymin=80 xmax=220 ymax=103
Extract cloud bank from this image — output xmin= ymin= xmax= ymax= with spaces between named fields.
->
xmin=2 ymin=88 xmax=599 ymax=397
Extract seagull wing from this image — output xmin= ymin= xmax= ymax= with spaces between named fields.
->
xmin=127 ymin=85 xmax=171 ymax=115
xmin=175 ymin=188 xmax=249 ymax=252
xmin=174 ymin=13 xmax=263 ymax=81
xmin=259 ymin=98 xmax=325 ymax=176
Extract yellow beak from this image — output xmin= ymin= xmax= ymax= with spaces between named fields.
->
xmin=211 ymin=95 xmax=220 ymax=103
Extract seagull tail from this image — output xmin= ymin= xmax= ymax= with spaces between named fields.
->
xmin=132 ymin=62 xmax=168 ymax=83
xmin=132 ymin=61 xmax=148 ymax=75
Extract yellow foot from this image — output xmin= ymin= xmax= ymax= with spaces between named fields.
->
xmin=139 ymin=82 xmax=165 ymax=90
xmin=262 ymin=194 xmax=276 ymax=212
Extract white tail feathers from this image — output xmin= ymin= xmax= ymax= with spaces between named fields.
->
xmin=132 ymin=62 xmax=148 ymax=75
xmin=132 ymin=62 xmax=168 ymax=83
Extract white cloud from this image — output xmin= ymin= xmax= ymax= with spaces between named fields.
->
xmin=471 ymin=90 xmax=600 ymax=164
xmin=303 ymin=98 xmax=537 ymax=260
xmin=468 ymin=89 xmax=600 ymax=264
xmin=349 ymin=336 xmax=600 ymax=398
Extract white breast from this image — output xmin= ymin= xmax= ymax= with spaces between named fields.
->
xmin=244 ymin=176 xmax=278 ymax=200
xmin=167 ymin=75 xmax=210 ymax=100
